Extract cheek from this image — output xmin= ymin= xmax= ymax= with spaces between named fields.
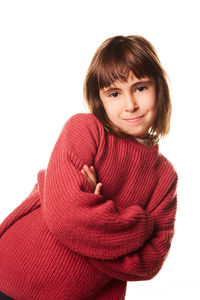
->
xmin=103 ymin=102 xmax=120 ymax=119
xmin=148 ymin=99 xmax=157 ymax=123
xmin=143 ymin=94 xmax=157 ymax=111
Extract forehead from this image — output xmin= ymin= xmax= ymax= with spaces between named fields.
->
xmin=109 ymin=72 xmax=144 ymax=86
xmin=97 ymin=58 xmax=155 ymax=89
xmin=101 ymin=72 xmax=152 ymax=91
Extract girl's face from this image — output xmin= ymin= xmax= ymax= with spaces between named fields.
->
xmin=99 ymin=72 xmax=157 ymax=137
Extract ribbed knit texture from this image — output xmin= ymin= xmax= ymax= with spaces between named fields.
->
xmin=0 ymin=113 xmax=178 ymax=300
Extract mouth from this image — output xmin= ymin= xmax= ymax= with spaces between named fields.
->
xmin=123 ymin=115 xmax=144 ymax=123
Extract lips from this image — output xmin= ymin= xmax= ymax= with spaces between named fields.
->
xmin=123 ymin=115 xmax=144 ymax=123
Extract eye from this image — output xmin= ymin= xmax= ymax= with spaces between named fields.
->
xmin=109 ymin=92 xmax=120 ymax=98
xmin=136 ymin=86 xmax=147 ymax=92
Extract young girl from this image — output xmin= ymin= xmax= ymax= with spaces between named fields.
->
xmin=0 ymin=35 xmax=178 ymax=300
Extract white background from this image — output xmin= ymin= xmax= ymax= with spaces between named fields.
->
xmin=0 ymin=0 xmax=200 ymax=298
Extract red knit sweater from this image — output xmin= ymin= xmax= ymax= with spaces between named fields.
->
xmin=0 ymin=113 xmax=178 ymax=300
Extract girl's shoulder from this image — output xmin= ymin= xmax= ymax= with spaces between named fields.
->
xmin=52 ymin=113 xmax=106 ymax=164
xmin=157 ymin=152 xmax=178 ymax=183
xmin=67 ymin=112 xmax=101 ymax=124
xmin=64 ymin=113 xmax=104 ymax=136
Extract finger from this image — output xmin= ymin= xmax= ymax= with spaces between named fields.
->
xmin=81 ymin=169 xmax=94 ymax=188
xmin=94 ymin=183 xmax=102 ymax=195
xmin=90 ymin=166 xmax=96 ymax=175
xmin=83 ymin=165 xmax=97 ymax=184
xmin=84 ymin=165 xmax=94 ymax=175
xmin=90 ymin=166 xmax=99 ymax=184
xmin=89 ymin=166 xmax=98 ymax=182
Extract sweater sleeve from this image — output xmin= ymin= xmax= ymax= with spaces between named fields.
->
xmin=0 ymin=183 xmax=40 ymax=238
xmin=39 ymin=113 xmax=155 ymax=260
xmin=89 ymin=163 xmax=178 ymax=281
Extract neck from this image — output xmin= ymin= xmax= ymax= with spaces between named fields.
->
xmin=134 ymin=136 xmax=155 ymax=146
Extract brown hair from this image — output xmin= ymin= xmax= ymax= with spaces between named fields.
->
xmin=83 ymin=35 xmax=171 ymax=143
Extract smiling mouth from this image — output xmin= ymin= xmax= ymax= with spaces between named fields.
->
xmin=123 ymin=116 xmax=144 ymax=123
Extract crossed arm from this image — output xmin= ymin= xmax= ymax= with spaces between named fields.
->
xmin=81 ymin=164 xmax=177 ymax=281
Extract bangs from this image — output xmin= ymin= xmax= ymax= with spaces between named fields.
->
xmin=96 ymin=38 xmax=159 ymax=89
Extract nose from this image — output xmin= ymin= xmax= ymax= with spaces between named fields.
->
xmin=124 ymin=93 xmax=138 ymax=112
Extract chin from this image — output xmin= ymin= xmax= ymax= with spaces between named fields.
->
xmin=126 ymin=128 xmax=147 ymax=137
xmin=124 ymin=131 xmax=144 ymax=137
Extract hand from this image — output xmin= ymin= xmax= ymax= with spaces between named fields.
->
xmin=81 ymin=165 xmax=102 ymax=194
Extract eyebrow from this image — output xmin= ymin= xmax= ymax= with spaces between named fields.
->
xmin=102 ymin=79 xmax=153 ymax=94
